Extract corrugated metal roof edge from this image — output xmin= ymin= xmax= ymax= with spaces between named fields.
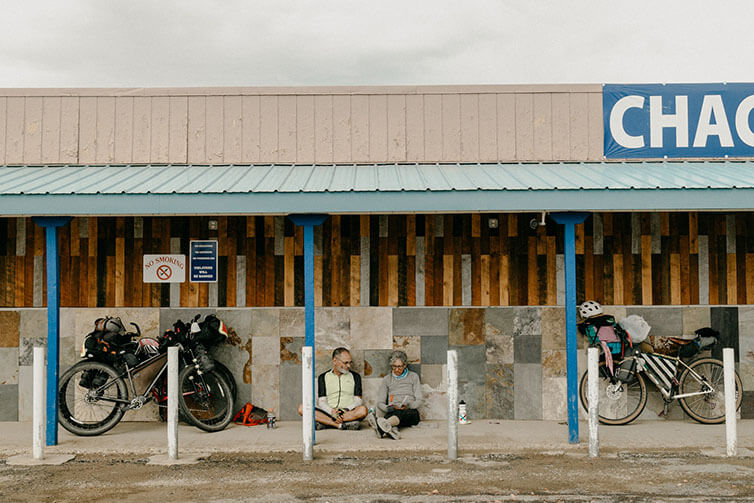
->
xmin=1 ymin=187 xmax=753 ymax=217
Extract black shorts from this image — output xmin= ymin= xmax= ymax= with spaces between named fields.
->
xmin=385 ymin=408 xmax=420 ymax=427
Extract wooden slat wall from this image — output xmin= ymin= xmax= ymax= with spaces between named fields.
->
xmin=0 ymin=88 xmax=603 ymax=165
xmin=2 ymin=212 xmax=752 ymax=308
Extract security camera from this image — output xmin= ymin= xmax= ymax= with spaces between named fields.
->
xmin=530 ymin=211 xmax=547 ymax=230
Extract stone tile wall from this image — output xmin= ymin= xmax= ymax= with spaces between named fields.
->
xmin=1 ymin=305 xmax=752 ymax=422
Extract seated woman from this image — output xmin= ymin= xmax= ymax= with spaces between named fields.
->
xmin=367 ymin=350 xmax=422 ymax=440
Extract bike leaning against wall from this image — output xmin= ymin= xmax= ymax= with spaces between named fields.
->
xmin=57 ymin=314 xmax=235 ymax=436
xmin=576 ymin=301 xmax=743 ymax=425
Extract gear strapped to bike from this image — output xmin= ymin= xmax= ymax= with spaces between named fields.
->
xmin=576 ymin=301 xmax=743 ymax=425
xmin=58 ymin=314 xmax=237 ymax=436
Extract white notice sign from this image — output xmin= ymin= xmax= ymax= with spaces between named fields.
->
xmin=143 ymin=254 xmax=186 ymax=283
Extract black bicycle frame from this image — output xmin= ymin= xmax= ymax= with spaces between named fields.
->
xmin=89 ymin=349 xmax=172 ymax=407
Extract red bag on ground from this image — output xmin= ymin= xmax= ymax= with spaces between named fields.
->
xmin=233 ymin=402 xmax=269 ymax=426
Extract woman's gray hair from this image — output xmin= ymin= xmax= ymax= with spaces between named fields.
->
xmin=389 ymin=350 xmax=408 ymax=367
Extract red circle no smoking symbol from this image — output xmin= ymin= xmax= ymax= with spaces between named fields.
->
xmin=156 ymin=264 xmax=173 ymax=280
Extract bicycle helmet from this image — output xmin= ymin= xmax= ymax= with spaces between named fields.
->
xmin=578 ymin=300 xmax=603 ymax=318
xmin=136 ymin=337 xmax=160 ymax=357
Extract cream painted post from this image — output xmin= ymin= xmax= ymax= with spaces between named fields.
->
xmin=587 ymin=347 xmax=599 ymax=458
xmin=167 ymin=347 xmax=179 ymax=460
xmin=302 ymin=346 xmax=314 ymax=461
xmin=447 ymin=349 xmax=458 ymax=460
xmin=33 ymin=347 xmax=45 ymax=460
xmin=723 ymin=348 xmax=737 ymax=457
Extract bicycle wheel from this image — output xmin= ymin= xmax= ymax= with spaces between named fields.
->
xmin=579 ymin=361 xmax=648 ymax=425
xmin=58 ymin=361 xmax=128 ymax=436
xmin=678 ymin=357 xmax=743 ymax=424
xmin=178 ymin=365 xmax=234 ymax=432
xmin=213 ymin=360 xmax=237 ymax=402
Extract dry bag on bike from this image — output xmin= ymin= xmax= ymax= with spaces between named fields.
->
xmin=671 ymin=327 xmax=720 ymax=359
xmin=82 ymin=316 xmax=134 ymax=365
xmin=196 ymin=314 xmax=229 ymax=347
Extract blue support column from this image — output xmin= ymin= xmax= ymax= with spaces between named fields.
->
xmin=32 ymin=217 xmax=72 ymax=446
xmin=551 ymin=212 xmax=589 ymax=444
xmin=288 ymin=214 xmax=328 ymax=442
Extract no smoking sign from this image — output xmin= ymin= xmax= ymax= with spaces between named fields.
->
xmin=143 ymin=254 xmax=186 ymax=283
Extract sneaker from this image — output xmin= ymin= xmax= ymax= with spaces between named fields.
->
xmin=315 ymin=422 xmax=325 ymax=431
xmin=341 ymin=420 xmax=361 ymax=431
xmin=378 ymin=417 xmax=400 ymax=440
xmin=366 ymin=411 xmax=383 ymax=438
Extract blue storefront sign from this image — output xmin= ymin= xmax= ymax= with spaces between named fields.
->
xmin=604 ymin=83 xmax=754 ymax=158
xmin=190 ymin=240 xmax=218 ymax=282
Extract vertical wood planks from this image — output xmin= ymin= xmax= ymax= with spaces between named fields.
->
xmin=115 ymin=97 xmax=134 ymax=163
xmin=96 ymin=97 xmax=116 ymax=164
xmin=41 ymin=97 xmax=61 ymax=164
xmin=2 ymin=211 xmax=753 ymax=308
xmin=169 ymin=97 xmax=188 ymax=163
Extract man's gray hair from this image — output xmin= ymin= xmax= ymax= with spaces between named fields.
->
xmin=389 ymin=350 xmax=408 ymax=366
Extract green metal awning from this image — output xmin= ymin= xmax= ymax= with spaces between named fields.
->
xmin=1 ymin=162 xmax=753 ymax=216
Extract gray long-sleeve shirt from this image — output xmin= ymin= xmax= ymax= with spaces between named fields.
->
xmin=376 ymin=370 xmax=423 ymax=413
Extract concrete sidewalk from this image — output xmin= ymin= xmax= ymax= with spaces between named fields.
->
xmin=2 ymin=419 xmax=753 ymax=457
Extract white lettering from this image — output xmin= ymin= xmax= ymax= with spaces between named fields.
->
xmin=735 ymin=95 xmax=754 ymax=147
xmin=693 ymin=95 xmax=734 ymax=148
xmin=610 ymin=95 xmax=645 ymax=148
xmin=650 ymin=95 xmax=688 ymax=148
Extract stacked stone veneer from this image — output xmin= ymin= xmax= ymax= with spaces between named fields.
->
xmin=1 ymin=306 xmax=752 ymax=422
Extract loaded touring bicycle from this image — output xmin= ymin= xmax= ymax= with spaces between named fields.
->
xmin=576 ymin=302 xmax=743 ymax=425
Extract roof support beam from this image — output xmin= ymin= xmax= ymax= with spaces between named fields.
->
xmin=31 ymin=216 xmax=72 ymax=447
xmin=288 ymin=214 xmax=328 ymax=446
xmin=551 ymin=212 xmax=590 ymax=445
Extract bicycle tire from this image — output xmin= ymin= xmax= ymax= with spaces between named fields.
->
xmin=213 ymin=360 xmax=237 ymax=402
xmin=58 ymin=361 xmax=128 ymax=436
xmin=678 ymin=357 xmax=743 ymax=424
xmin=579 ymin=360 xmax=648 ymax=425
xmin=178 ymin=364 xmax=234 ymax=432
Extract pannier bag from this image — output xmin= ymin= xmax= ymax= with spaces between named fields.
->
xmin=79 ymin=369 xmax=109 ymax=390
xmin=614 ymin=352 xmax=638 ymax=383
xmin=579 ymin=315 xmax=632 ymax=358
xmin=578 ymin=314 xmax=633 ymax=375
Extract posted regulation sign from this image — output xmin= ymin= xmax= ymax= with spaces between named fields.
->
xmin=143 ymin=254 xmax=186 ymax=283
xmin=190 ymin=240 xmax=218 ymax=282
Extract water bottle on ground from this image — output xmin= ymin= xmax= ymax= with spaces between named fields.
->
xmin=459 ymin=400 xmax=470 ymax=424
xmin=267 ymin=408 xmax=276 ymax=429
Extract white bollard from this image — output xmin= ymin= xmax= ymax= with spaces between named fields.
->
xmin=302 ymin=346 xmax=314 ymax=461
xmin=167 ymin=346 xmax=179 ymax=460
xmin=587 ymin=347 xmax=599 ymax=458
xmin=32 ymin=347 xmax=45 ymax=460
xmin=447 ymin=349 xmax=458 ymax=460
xmin=723 ymin=347 xmax=737 ymax=457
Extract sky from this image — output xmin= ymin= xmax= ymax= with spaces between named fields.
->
xmin=2 ymin=0 xmax=754 ymax=88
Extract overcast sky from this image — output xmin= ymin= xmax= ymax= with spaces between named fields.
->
xmin=2 ymin=0 xmax=753 ymax=88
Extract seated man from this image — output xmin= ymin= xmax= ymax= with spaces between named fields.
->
xmin=367 ymin=350 xmax=423 ymax=440
xmin=298 ymin=347 xmax=367 ymax=430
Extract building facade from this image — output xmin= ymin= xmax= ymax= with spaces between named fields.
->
xmin=0 ymin=85 xmax=752 ymax=422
